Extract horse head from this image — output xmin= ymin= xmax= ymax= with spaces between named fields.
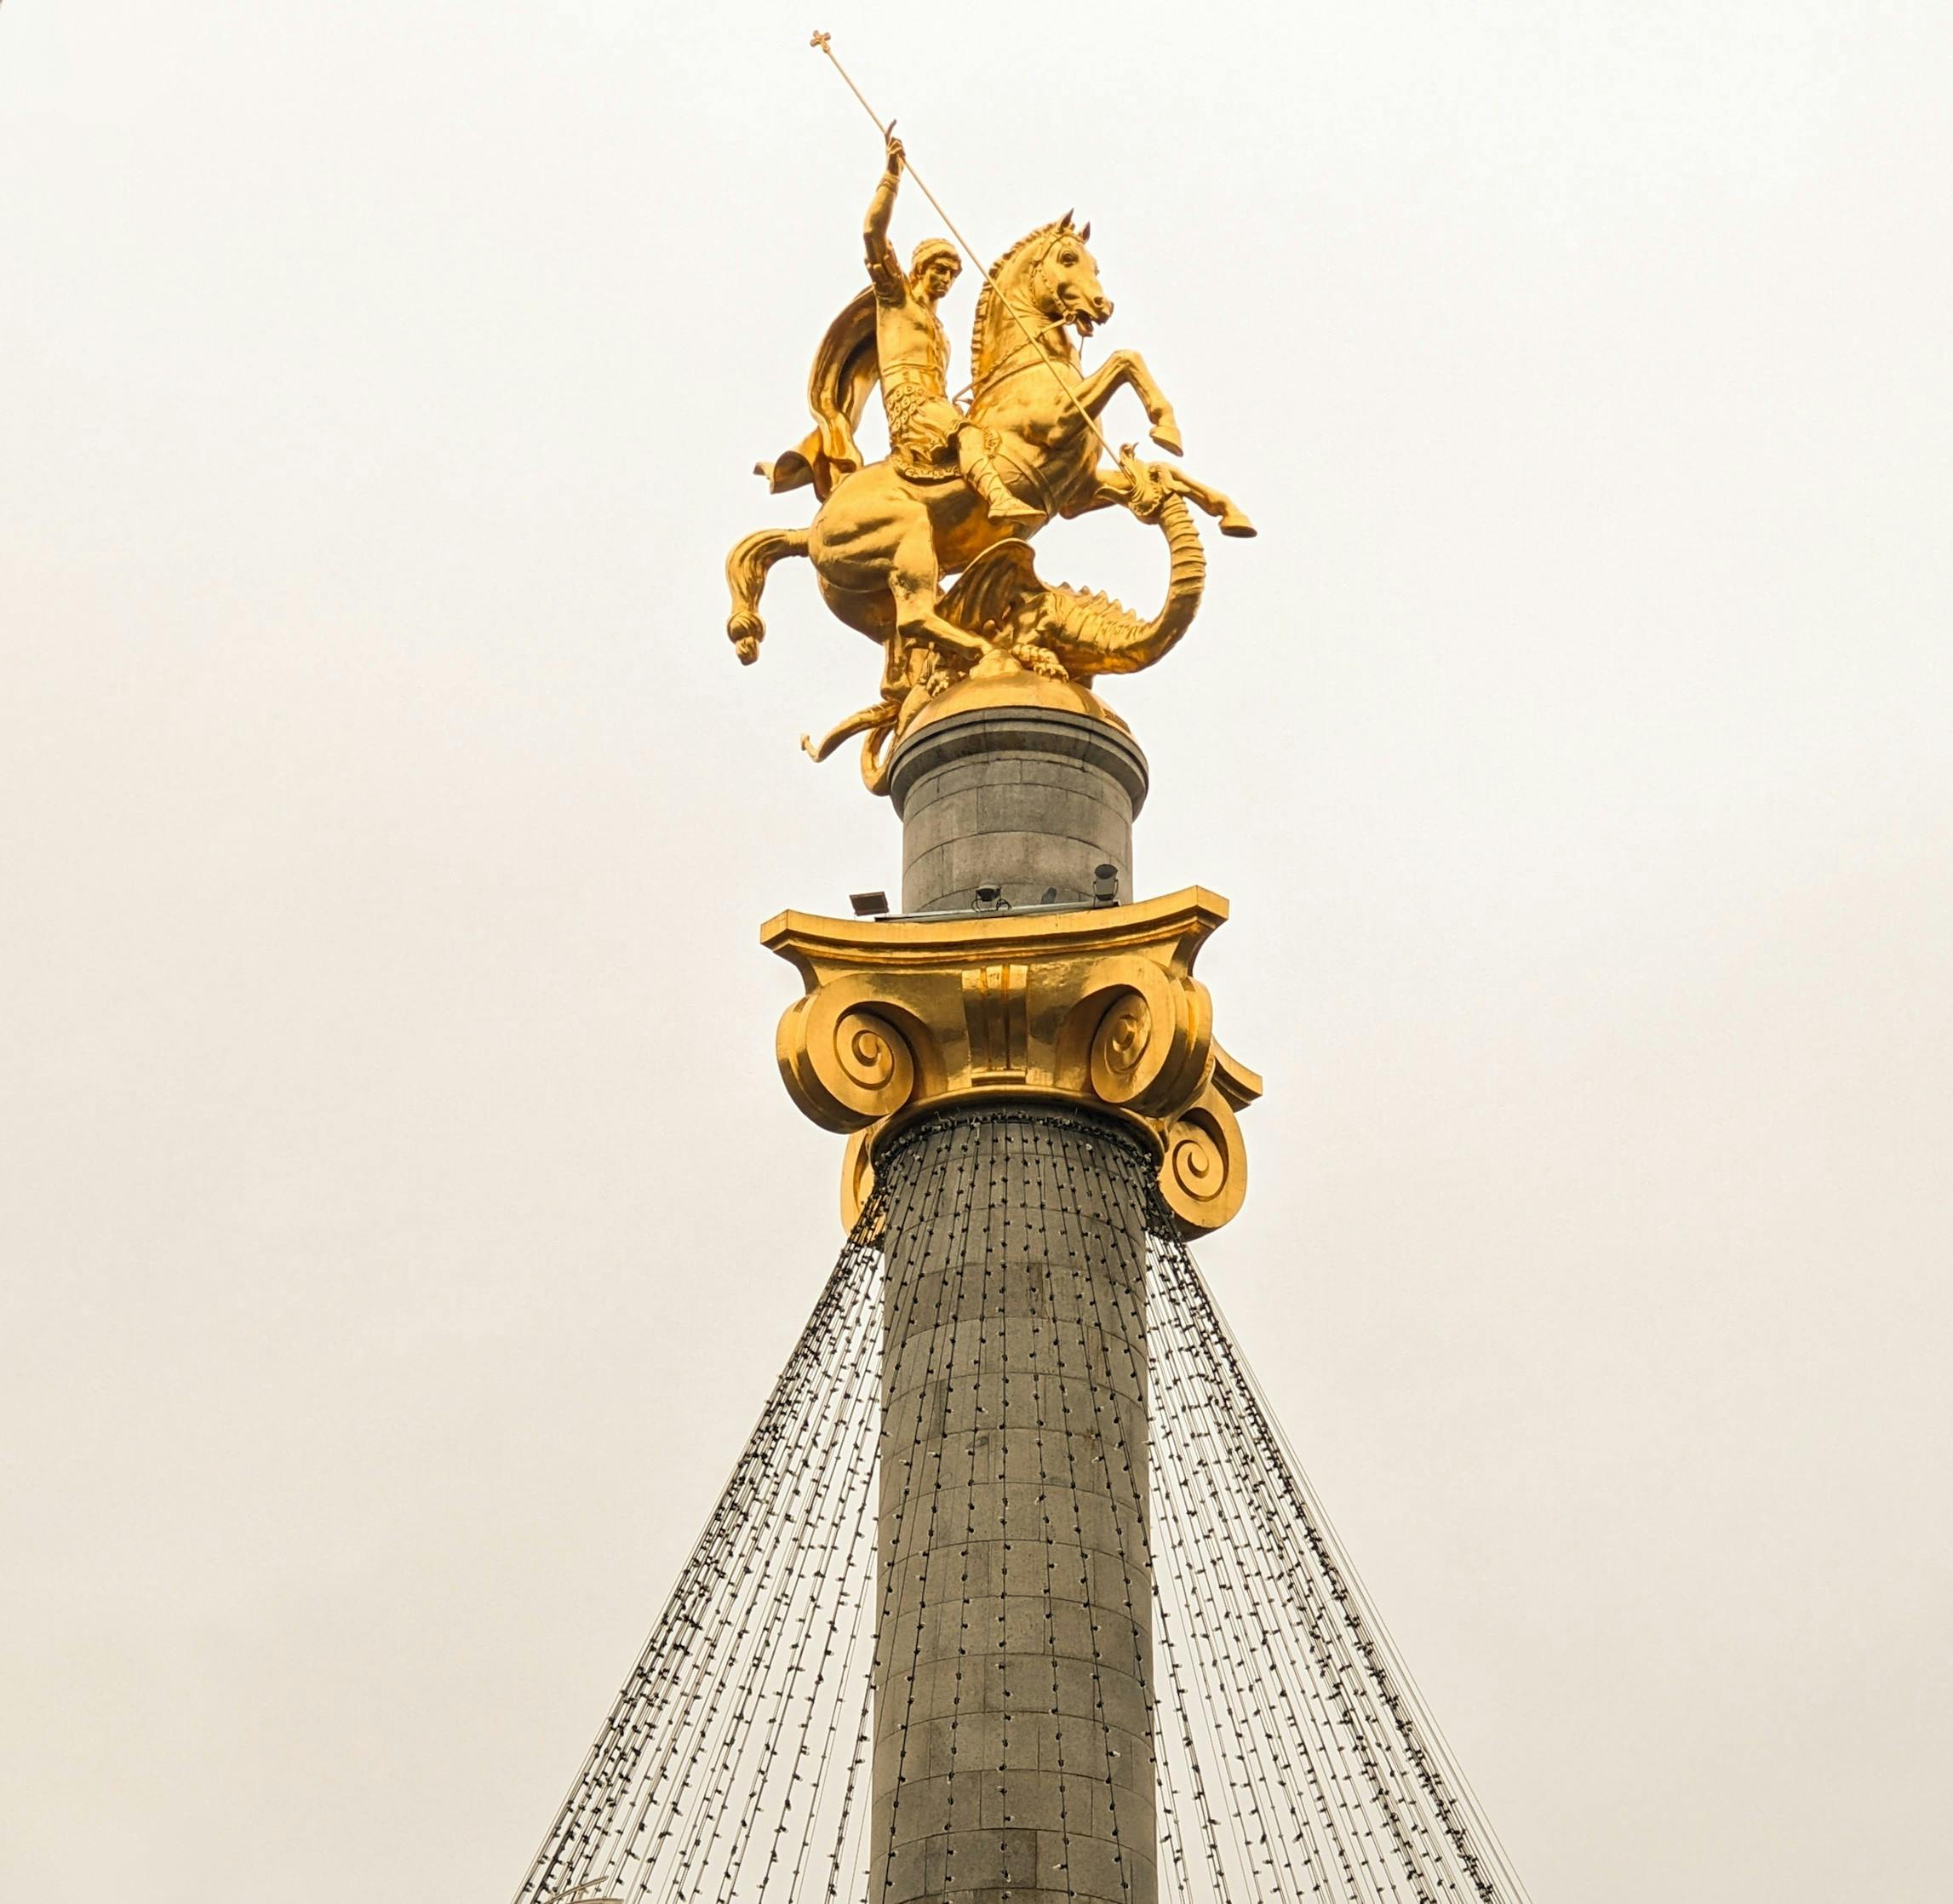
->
xmin=1029 ymin=213 xmax=1112 ymax=335
xmin=972 ymin=214 xmax=1112 ymax=383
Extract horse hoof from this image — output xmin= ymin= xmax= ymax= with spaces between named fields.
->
xmin=1149 ymin=423 xmax=1183 ymax=457
xmin=1218 ymin=511 xmax=1257 ymax=539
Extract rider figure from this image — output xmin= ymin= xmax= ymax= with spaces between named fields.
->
xmin=866 ymin=132 xmax=1039 ymax=525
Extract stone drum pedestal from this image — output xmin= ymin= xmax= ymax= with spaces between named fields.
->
xmin=888 ymin=680 xmax=1150 ymax=917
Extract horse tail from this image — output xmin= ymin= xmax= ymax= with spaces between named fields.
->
xmin=724 ymin=526 xmax=810 ymax=664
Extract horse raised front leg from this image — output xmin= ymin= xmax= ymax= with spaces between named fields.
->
xmin=1057 ymin=462 xmax=1137 ymax=519
xmin=1060 ymin=457 xmax=1254 ymax=537
xmin=1071 ymin=350 xmax=1183 ymax=458
xmin=1157 ymin=462 xmax=1256 ymax=538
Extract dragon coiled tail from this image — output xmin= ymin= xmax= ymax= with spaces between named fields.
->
xmin=801 ymin=694 xmax=905 ymax=798
xmin=861 ymin=722 xmax=897 ymax=798
xmin=1044 ymin=486 xmax=1206 ymax=676
xmin=803 ymin=696 xmax=900 ymax=764
xmin=724 ymin=527 xmax=810 ymax=665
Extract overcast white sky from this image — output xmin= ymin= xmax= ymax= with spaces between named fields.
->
xmin=4 ymin=3 xmax=1950 ymax=1900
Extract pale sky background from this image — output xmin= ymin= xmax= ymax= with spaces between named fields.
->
xmin=3 ymin=3 xmax=1950 ymax=1899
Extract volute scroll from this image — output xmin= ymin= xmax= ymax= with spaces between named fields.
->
xmin=767 ymin=888 xmax=1257 ymax=1231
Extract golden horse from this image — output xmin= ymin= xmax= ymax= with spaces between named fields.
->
xmin=724 ymin=215 xmax=1252 ymax=680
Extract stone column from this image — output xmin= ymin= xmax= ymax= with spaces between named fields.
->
xmin=888 ymin=701 xmax=1149 ymax=916
xmin=871 ymin=1111 xmax=1155 ymax=1904
xmin=765 ymin=680 xmax=1260 ymax=1904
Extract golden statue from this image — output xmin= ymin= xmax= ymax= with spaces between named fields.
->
xmin=725 ymin=124 xmax=1254 ymax=790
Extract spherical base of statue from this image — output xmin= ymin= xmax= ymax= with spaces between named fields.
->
xmin=873 ymin=1109 xmax=1156 ymax=1904
xmin=889 ymin=675 xmax=1149 ymax=916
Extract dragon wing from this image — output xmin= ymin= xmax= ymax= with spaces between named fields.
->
xmin=937 ymin=538 xmax=1045 ymax=637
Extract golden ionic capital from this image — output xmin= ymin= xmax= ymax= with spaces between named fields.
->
xmin=762 ymin=888 xmax=1261 ymax=1236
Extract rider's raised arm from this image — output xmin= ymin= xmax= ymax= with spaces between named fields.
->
xmin=863 ymin=132 xmax=905 ymax=302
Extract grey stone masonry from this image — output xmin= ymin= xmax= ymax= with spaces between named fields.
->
xmin=889 ymin=708 xmax=1149 ymax=915
xmin=871 ymin=1112 xmax=1156 ymax=1904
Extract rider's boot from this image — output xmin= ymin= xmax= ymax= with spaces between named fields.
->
xmin=960 ymin=438 xmax=1040 ymax=525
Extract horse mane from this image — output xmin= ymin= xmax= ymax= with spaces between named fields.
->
xmin=971 ymin=216 xmax=1070 ymax=382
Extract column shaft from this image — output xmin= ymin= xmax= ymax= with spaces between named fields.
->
xmin=870 ymin=1113 xmax=1157 ymax=1904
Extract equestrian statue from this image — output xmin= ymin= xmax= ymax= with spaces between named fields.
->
xmin=724 ymin=127 xmax=1253 ymax=792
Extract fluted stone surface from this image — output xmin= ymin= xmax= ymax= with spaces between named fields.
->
xmin=889 ymin=708 xmax=1149 ymax=915
xmin=871 ymin=1114 xmax=1156 ymax=1904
